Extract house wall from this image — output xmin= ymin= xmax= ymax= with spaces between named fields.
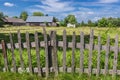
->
xmin=26 ymin=22 xmax=57 ymax=27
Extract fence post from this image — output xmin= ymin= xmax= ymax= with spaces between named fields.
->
xmin=26 ymin=32 xmax=33 ymax=74
xmin=72 ymin=31 xmax=76 ymax=73
xmin=80 ymin=32 xmax=84 ymax=74
xmin=88 ymin=29 xmax=94 ymax=75
xmin=34 ymin=31 xmax=42 ymax=76
xmin=9 ymin=33 xmax=17 ymax=72
xmin=1 ymin=40 xmax=9 ymax=72
xmin=17 ymin=30 xmax=24 ymax=71
xmin=52 ymin=31 xmax=58 ymax=76
xmin=63 ymin=30 xmax=67 ymax=73
xmin=113 ymin=34 xmax=118 ymax=76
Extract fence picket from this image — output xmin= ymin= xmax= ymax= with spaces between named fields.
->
xmin=1 ymin=40 xmax=9 ymax=71
xmin=96 ymin=35 xmax=101 ymax=76
xmin=72 ymin=32 xmax=76 ymax=73
xmin=113 ymin=35 xmax=118 ymax=76
xmin=26 ymin=32 xmax=33 ymax=73
xmin=104 ymin=36 xmax=110 ymax=75
xmin=43 ymin=28 xmax=49 ymax=77
xmin=80 ymin=32 xmax=84 ymax=74
xmin=88 ymin=29 xmax=94 ymax=75
xmin=17 ymin=30 xmax=24 ymax=70
xmin=63 ymin=30 xmax=67 ymax=73
xmin=9 ymin=33 xmax=16 ymax=72
xmin=34 ymin=31 xmax=42 ymax=76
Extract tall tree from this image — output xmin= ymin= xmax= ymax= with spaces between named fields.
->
xmin=20 ymin=11 xmax=28 ymax=21
xmin=32 ymin=12 xmax=44 ymax=16
xmin=13 ymin=16 xmax=18 ymax=18
xmin=53 ymin=17 xmax=59 ymax=22
xmin=64 ymin=14 xmax=77 ymax=24
xmin=0 ymin=12 xmax=4 ymax=26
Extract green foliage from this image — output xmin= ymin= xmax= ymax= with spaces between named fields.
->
xmin=20 ymin=11 xmax=28 ymax=21
xmin=64 ymin=14 xmax=77 ymax=24
xmin=0 ymin=12 xmax=4 ymax=27
xmin=12 ymin=16 xmax=18 ymax=18
xmin=32 ymin=12 xmax=44 ymax=16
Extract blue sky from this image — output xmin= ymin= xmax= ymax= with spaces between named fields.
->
xmin=0 ymin=0 xmax=120 ymax=22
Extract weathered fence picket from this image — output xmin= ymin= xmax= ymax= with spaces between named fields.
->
xmin=43 ymin=28 xmax=49 ymax=77
xmin=72 ymin=32 xmax=76 ymax=73
xmin=1 ymin=40 xmax=9 ymax=71
xmin=80 ymin=32 xmax=84 ymax=74
xmin=34 ymin=31 xmax=42 ymax=76
xmin=88 ymin=30 xmax=94 ymax=75
xmin=96 ymin=34 xmax=101 ymax=76
xmin=10 ymin=33 xmax=16 ymax=72
xmin=0 ymin=28 xmax=120 ymax=77
xmin=104 ymin=36 xmax=110 ymax=75
xmin=17 ymin=30 xmax=24 ymax=70
xmin=113 ymin=35 xmax=119 ymax=76
xmin=63 ymin=30 xmax=67 ymax=73
xmin=26 ymin=32 xmax=33 ymax=73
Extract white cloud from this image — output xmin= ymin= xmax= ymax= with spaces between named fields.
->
xmin=36 ymin=0 xmax=75 ymax=12
xmin=4 ymin=2 xmax=14 ymax=7
xmin=99 ymin=0 xmax=119 ymax=3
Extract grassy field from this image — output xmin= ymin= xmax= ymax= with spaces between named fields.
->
xmin=0 ymin=26 xmax=120 ymax=37
xmin=0 ymin=72 xmax=120 ymax=80
xmin=0 ymin=26 xmax=120 ymax=79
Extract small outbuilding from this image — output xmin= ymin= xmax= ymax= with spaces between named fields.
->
xmin=26 ymin=16 xmax=57 ymax=26
xmin=3 ymin=17 xmax=26 ymax=26
xmin=67 ymin=23 xmax=76 ymax=28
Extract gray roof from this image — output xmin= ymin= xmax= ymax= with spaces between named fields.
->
xmin=3 ymin=17 xmax=25 ymax=23
xmin=26 ymin=16 xmax=53 ymax=22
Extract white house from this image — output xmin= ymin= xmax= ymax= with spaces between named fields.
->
xmin=67 ymin=23 xmax=76 ymax=28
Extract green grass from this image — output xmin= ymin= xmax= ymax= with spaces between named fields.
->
xmin=0 ymin=72 xmax=120 ymax=80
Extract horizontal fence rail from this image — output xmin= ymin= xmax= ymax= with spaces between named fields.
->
xmin=0 ymin=28 xmax=120 ymax=77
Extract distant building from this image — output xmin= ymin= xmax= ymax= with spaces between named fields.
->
xmin=26 ymin=16 xmax=57 ymax=26
xmin=3 ymin=17 xmax=26 ymax=26
xmin=67 ymin=23 xmax=76 ymax=28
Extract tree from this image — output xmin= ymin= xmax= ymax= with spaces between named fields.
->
xmin=80 ymin=21 xmax=85 ymax=27
xmin=13 ymin=16 xmax=18 ymax=18
xmin=98 ymin=17 xmax=108 ymax=27
xmin=64 ymin=14 xmax=77 ymax=24
xmin=20 ymin=11 xmax=28 ymax=21
xmin=0 ymin=12 xmax=4 ymax=26
xmin=32 ymin=12 xmax=44 ymax=16
xmin=53 ymin=17 xmax=59 ymax=22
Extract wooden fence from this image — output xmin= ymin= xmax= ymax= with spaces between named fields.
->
xmin=0 ymin=28 xmax=120 ymax=77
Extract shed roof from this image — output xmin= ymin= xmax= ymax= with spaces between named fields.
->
xmin=26 ymin=16 xmax=53 ymax=22
xmin=3 ymin=17 xmax=25 ymax=23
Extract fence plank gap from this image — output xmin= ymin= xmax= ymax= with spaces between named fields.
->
xmin=1 ymin=40 xmax=9 ymax=71
xmin=43 ymin=28 xmax=49 ymax=77
xmin=9 ymin=33 xmax=17 ymax=72
xmin=72 ymin=31 xmax=76 ymax=73
xmin=104 ymin=35 xmax=110 ymax=75
xmin=34 ymin=31 xmax=42 ymax=76
xmin=26 ymin=32 xmax=33 ymax=74
xmin=17 ymin=30 xmax=24 ymax=70
xmin=113 ymin=34 xmax=119 ymax=76
xmin=63 ymin=30 xmax=67 ymax=73
xmin=96 ymin=34 xmax=101 ymax=76
xmin=80 ymin=32 xmax=84 ymax=74
xmin=88 ymin=29 xmax=94 ymax=75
